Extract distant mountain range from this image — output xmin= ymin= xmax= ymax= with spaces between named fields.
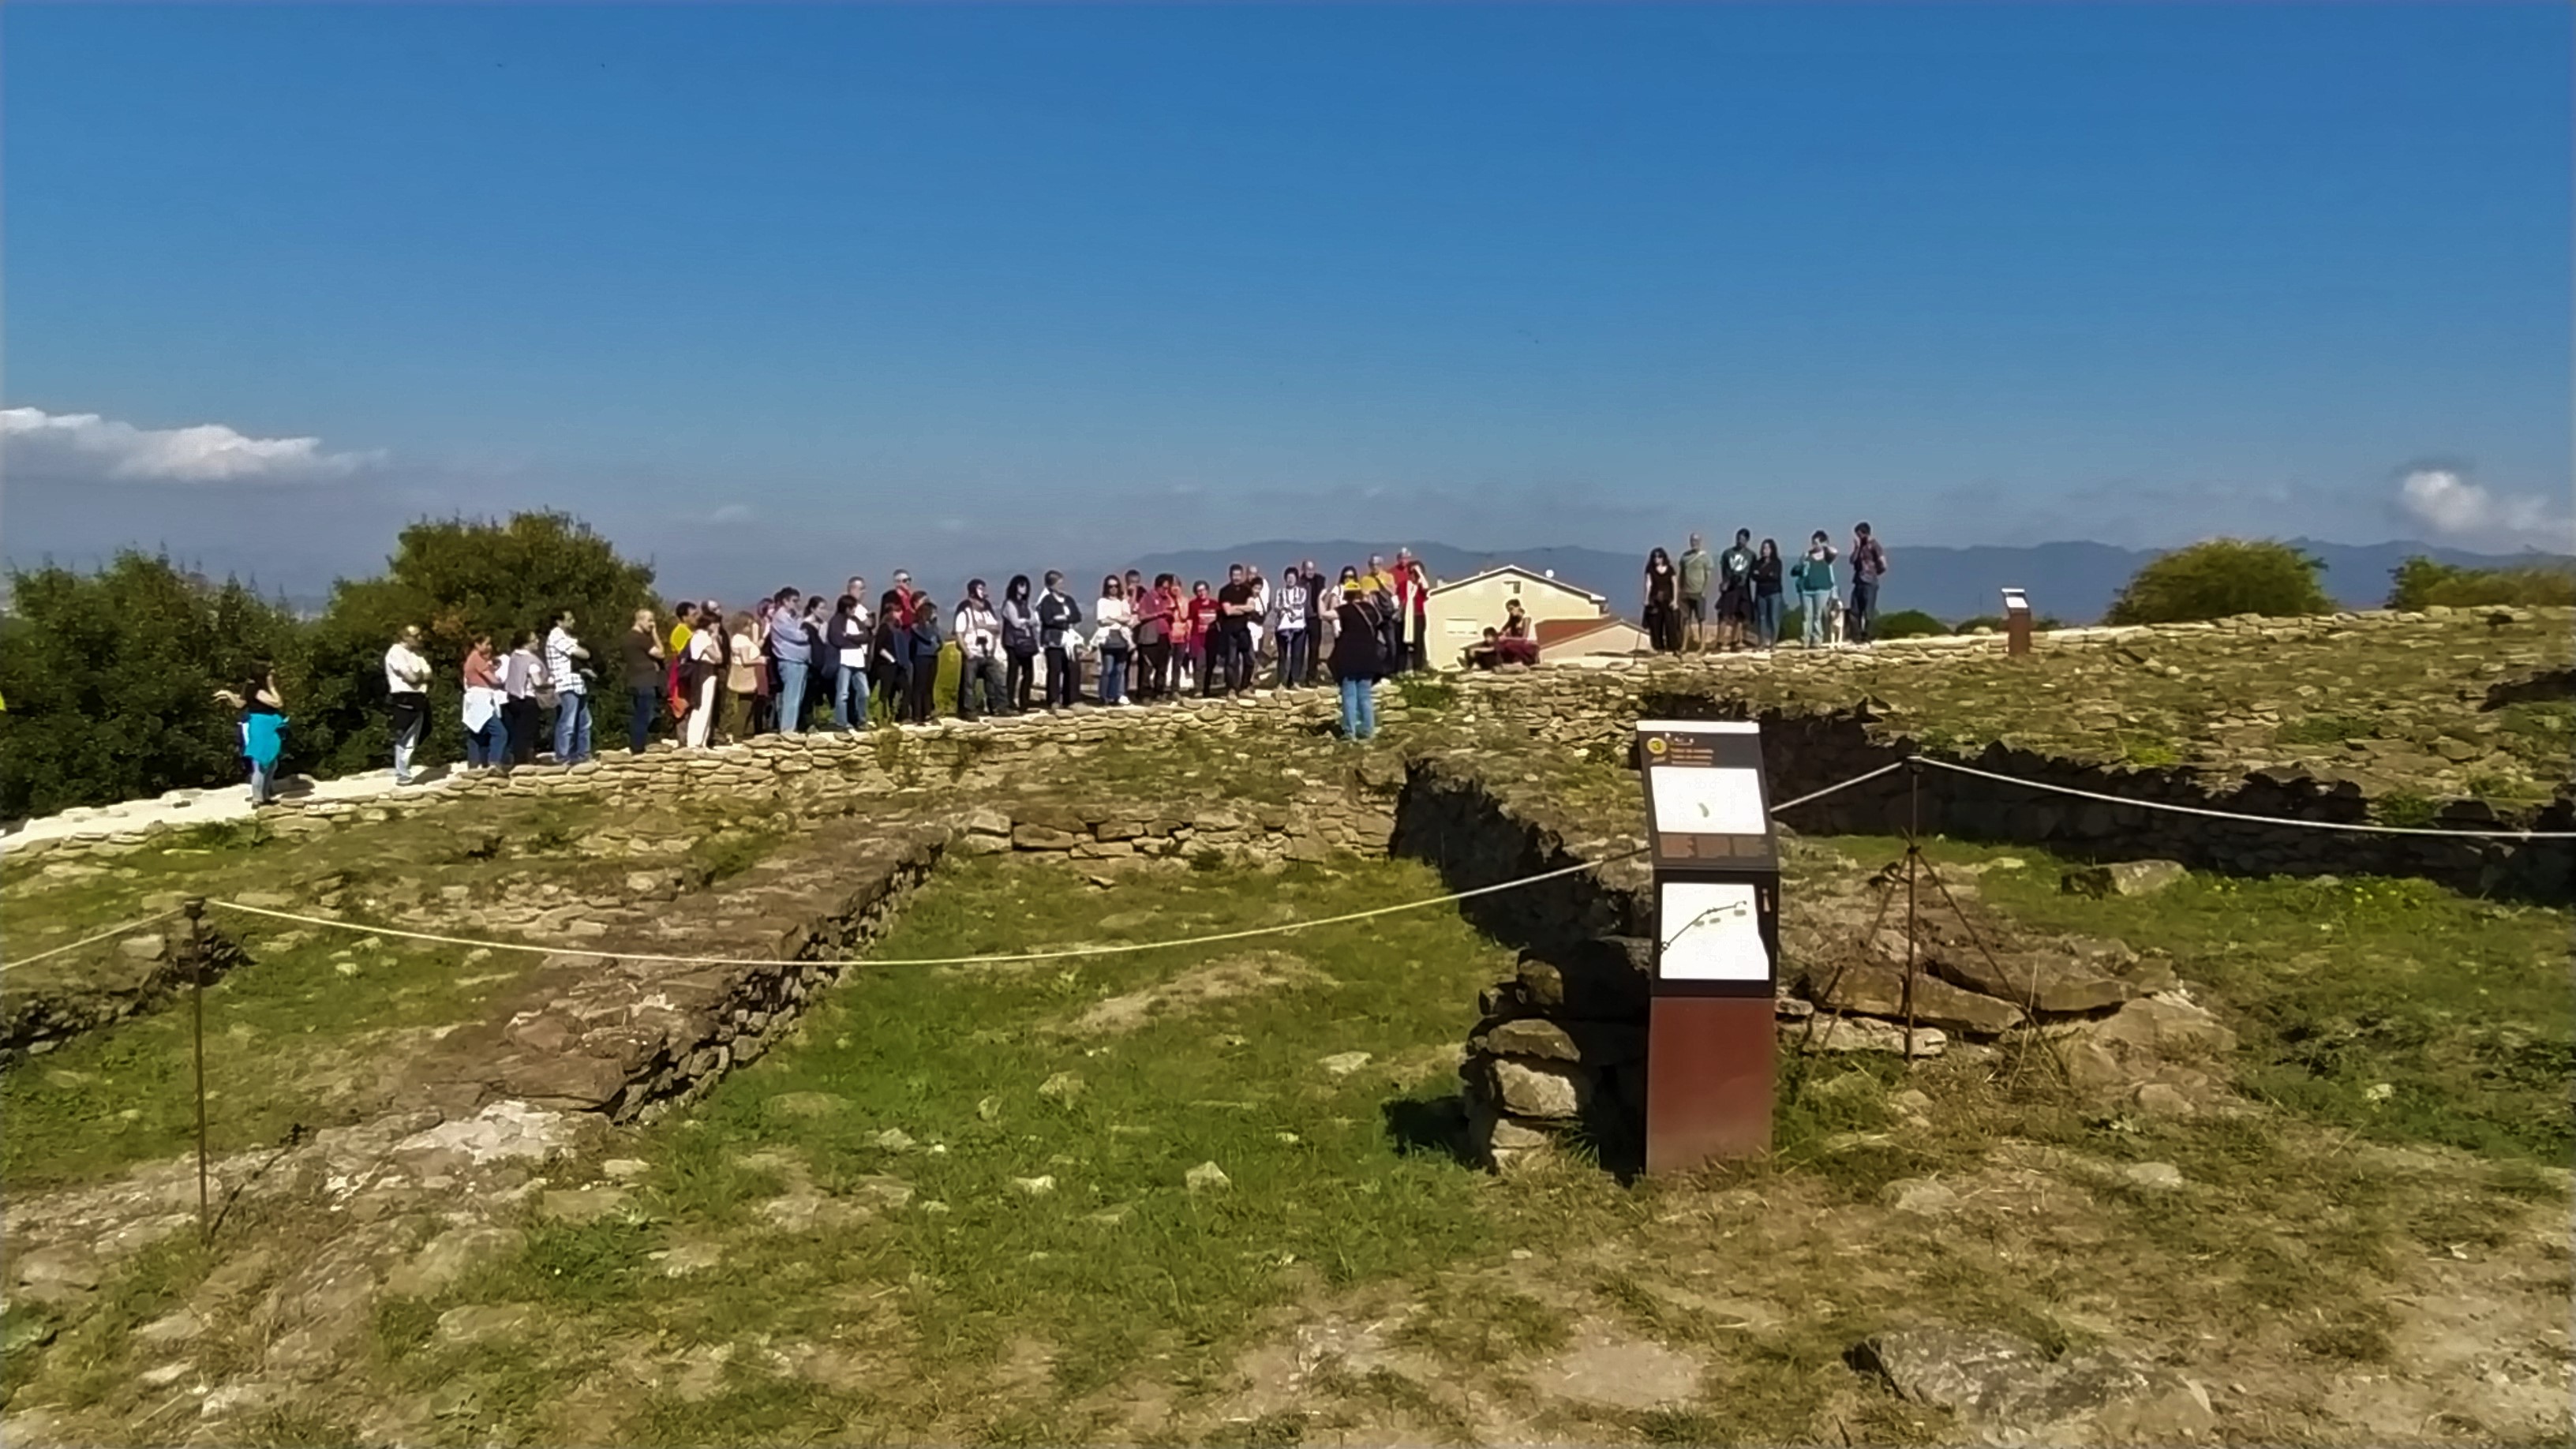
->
xmin=1125 ymin=538 xmax=2570 ymax=625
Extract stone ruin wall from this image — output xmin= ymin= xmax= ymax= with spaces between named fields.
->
xmin=9 ymin=608 xmax=2565 ymax=1152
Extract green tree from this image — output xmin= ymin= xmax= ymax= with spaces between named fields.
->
xmin=299 ymin=513 xmax=658 ymax=774
xmin=2387 ymin=556 xmax=2576 ymax=610
xmin=0 ymin=553 xmax=305 ymax=816
xmin=2103 ymin=539 xmax=2331 ymax=625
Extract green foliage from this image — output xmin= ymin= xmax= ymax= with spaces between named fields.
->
xmin=1394 ymin=672 xmax=1456 ymax=713
xmin=2103 ymin=538 xmax=2332 ymax=625
xmin=0 ymin=552 xmax=304 ymax=816
xmin=2373 ymin=792 xmax=2440 ymax=828
xmin=0 ymin=515 xmax=656 ymax=812
xmin=1870 ymin=608 xmax=1947 ymax=639
xmin=2386 ymin=555 xmax=2576 ymax=610
xmin=298 ymin=512 xmax=657 ymax=776
xmin=2275 ymin=713 xmax=2379 ymax=745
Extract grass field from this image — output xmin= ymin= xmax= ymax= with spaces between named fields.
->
xmin=1 ymin=792 xmax=796 ymax=1189
xmin=1824 ymin=833 xmax=2574 ymax=1163
xmin=7 ymin=821 xmax=2567 ymax=1446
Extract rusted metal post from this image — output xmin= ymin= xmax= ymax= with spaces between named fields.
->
xmin=184 ymin=897 xmax=210 ymax=1241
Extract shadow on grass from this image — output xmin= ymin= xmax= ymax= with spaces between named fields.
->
xmin=1380 ymin=1093 xmax=1480 ymax=1170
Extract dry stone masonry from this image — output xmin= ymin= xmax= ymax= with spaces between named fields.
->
xmin=2 ymin=912 xmax=247 ymax=1066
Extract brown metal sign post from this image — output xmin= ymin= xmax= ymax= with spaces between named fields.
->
xmin=1635 ymin=721 xmax=1780 ymax=1174
xmin=2001 ymin=587 xmax=2033 ymax=658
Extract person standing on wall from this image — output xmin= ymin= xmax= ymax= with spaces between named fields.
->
xmin=1215 ymin=563 xmax=1260 ymax=695
xmin=664 ymin=601 xmax=698 ymax=740
xmin=683 ymin=615 xmax=724 ymax=748
xmin=1848 ymin=522 xmax=1890 ymax=645
xmin=1642 ymin=549 xmax=1679 ymax=653
xmin=1751 ymin=538 xmax=1786 ymax=649
xmin=384 ymin=623 xmax=432 ymax=784
xmin=1715 ymin=529 xmax=1756 ymax=651
xmin=725 ymin=609 xmax=763 ymax=741
xmin=1133 ymin=573 xmax=1178 ymax=700
xmin=503 ymin=628 xmax=545 ymax=766
xmin=801 ymin=593 xmax=837 ymax=732
xmin=462 ymin=631 xmax=509 ymax=769
xmin=545 ymin=608 xmax=594 ymax=764
xmin=214 ymin=664 xmax=287 ymax=807
xmin=621 ymin=607 xmax=664 ymax=754
xmin=871 ymin=589 xmax=909 ymax=723
xmin=1677 ymin=534 xmax=1714 ymax=653
xmin=764 ymin=588 xmax=812 ymax=735
xmin=828 ymin=592 xmax=874 ymax=731
xmin=1094 ymin=574 xmax=1136 ymax=706
xmin=1183 ymin=579 xmax=1219 ymax=695
xmin=1000 ymin=575 xmax=1041 ymax=713
xmin=1394 ymin=549 xmax=1436 ymax=673
xmin=1271 ymin=561 xmax=1312 ymax=688
xmin=1037 ymin=570 xmax=1083 ymax=709
xmin=954 ymin=580 xmax=1008 ymax=719
xmin=1791 ymin=533 xmax=1837 ymax=647
xmin=1330 ymin=580 xmax=1387 ymax=740
xmin=1300 ymin=560 xmax=1328 ymax=686
xmin=904 ymin=590 xmax=945 ymax=723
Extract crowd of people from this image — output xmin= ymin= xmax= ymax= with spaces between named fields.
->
xmin=1642 ymin=522 xmax=1890 ymax=653
xmin=218 ymin=528 xmax=1895 ymax=803
xmin=219 ymin=551 xmax=1453 ymax=799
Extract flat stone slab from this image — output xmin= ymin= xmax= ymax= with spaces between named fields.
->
xmin=1855 ymin=1325 xmax=2219 ymax=1445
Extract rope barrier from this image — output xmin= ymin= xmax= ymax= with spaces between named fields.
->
xmin=20 ymin=750 xmax=2552 ymax=975
xmin=204 ymin=758 xmax=1915 ymax=970
xmin=1906 ymin=757 xmax=2576 ymax=841
xmin=0 ymin=909 xmax=183 ymax=973
xmin=212 ymin=852 xmax=1643 ymax=969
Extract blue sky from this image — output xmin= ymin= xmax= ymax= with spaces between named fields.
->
xmin=5 ymin=3 xmax=2568 ymax=597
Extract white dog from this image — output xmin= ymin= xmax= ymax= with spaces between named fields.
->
xmin=1823 ymin=595 xmax=1848 ymax=646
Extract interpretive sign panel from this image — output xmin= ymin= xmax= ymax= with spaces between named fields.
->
xmin=1636 ymin=720 xmax=1781 ymax=1171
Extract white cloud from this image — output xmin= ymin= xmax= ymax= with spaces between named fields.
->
xmin=0 ymin=405 xmax=382 ymax=484
xmin=709 ymin=503 xmax=754 ymax=523
xmin=2394 ymin=467 xmax=2573 ymax=551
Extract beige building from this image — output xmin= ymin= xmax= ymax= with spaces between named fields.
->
xmin=1424 ymin=566 xmax=1608 ymax=670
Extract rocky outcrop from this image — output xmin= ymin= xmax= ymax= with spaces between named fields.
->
xmin=1400 ymin=751 xmax=2245 ymax=1169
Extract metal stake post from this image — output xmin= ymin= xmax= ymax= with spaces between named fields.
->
xmin=184 ymin=897 xmax=210 ymax=1241
xmin=1902 ymin=763 xmax=1921 ymax=1064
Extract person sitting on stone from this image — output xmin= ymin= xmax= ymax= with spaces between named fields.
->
xmin=1465 ymin=627 xmax=1504 ymax=670
xmin=1495 ymin=598 xmax=1540 ymax=666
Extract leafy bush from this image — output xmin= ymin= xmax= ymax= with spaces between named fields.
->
xmin=2104 ymin=539 xmax=2331 ymax=625
xmin=0 ymin=513 xmax=657 ymax=814
xmin=297 ymin=512 xmax=657 ymax=776
xmin=2386 ymin=556 xmax=2576 ymax=610
xmin=1870 ymin=608 xmax=1948 ymax=639
xmin=0 ymin=553 xmax=304 ymax=817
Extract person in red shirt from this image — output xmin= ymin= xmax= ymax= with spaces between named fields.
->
xmin=1390 ymin=549 xmax=1436 ymax=675
xmin=886 ymin=570 xmax=923 ymax=631
xmin=1182 ymin=580 xmax=1221 ymax=696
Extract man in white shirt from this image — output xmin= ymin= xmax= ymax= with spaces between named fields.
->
xmin=829 ymin=586 xmax=874 ymax=732
xmin=953 ymin=579 xmax=1007 ymax=719
xmin=544 ymin=609 xmax=593 ymax=764
xmin=384 ymin=624 xmax=432 ymax=784
xmin=1271 ymin=562 xmax=1312 ymax=688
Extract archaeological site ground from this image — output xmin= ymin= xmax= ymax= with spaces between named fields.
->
xmin=2 ymin=609 xmax=2569 ymax=1447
